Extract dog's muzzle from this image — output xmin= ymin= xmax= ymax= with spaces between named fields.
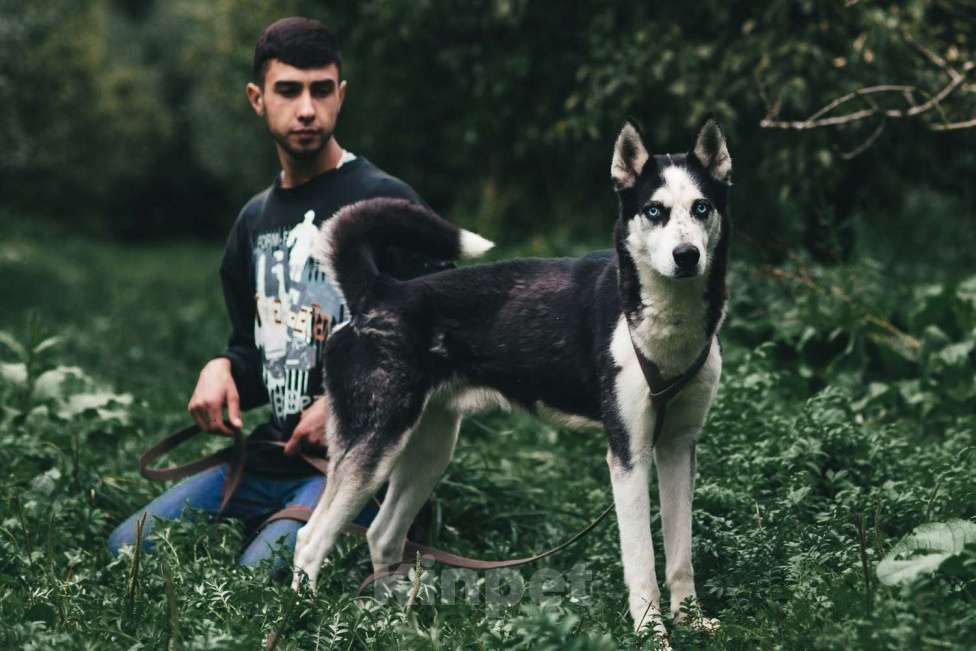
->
xmin=672 ymin=244 xmax=700 ymax=277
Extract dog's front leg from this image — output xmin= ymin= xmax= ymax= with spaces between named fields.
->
xmin=655 ymin=432 xmax=697 ymax=619
xmin=655 ymin=430 xmax=719 ymax=633
xmin=607 ymin=449 xmax=665 ymax=636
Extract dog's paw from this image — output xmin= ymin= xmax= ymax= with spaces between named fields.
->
xmin=638 ymin=625 xmax=672 ymax=651
xmin=674 ymin=598 xmax=720 ymax=636
xmin=689 ymin=616 xmax=721 ymax=635
xmin=290 ymin=567 xmax=318 ymax=593
xmin=290 ymin=571 xmax=304 ymax=592
xmin=633 ymin=604 xmax=671 ymax=650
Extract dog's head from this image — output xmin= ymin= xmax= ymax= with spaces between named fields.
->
xmin=610 ymin=119 xmax=731 ymax=281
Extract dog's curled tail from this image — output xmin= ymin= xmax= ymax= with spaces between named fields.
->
xmin=313 ymin=197 xmax=494 ymax=312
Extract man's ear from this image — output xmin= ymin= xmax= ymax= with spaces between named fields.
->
xmin=692 ymin=118 xmax=732 ymax=184
xmin=610 ymin=121 xmax=649 ymax=190
xmin=338 ymin=79 xmax=348 ymax=108
xmin=246 ymin=82 xmax=264 ymax=117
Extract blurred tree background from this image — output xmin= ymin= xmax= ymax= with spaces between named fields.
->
xmin=1 ymin=0 xmax=974 ymax=255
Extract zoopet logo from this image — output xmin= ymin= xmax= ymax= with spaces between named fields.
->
xmin=368 ymin=560 xmax=594 ymax=611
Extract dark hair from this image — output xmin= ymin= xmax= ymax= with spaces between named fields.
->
xmin=253 ymin=17 xmax=341 ymax=84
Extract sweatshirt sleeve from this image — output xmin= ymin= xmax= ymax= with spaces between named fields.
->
xmin=218 ymin=203 xmax=268 ymax=410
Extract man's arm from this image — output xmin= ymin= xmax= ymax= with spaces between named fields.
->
xmin=217 ymin=221 xmax=268 ymax=411
xmin=188 ymin=201 xmax=268 ymax=432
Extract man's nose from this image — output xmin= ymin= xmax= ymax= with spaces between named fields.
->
xmin=297 ymin=92 xmax=315 ymax=121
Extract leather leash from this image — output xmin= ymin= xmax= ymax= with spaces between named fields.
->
xmin=138 ymin=336 xmax=711 ymax=593
xmin=139 ymin=424 xmax=615 ymax=589
xmin=138 ymin=423 xmax=328 ymax=513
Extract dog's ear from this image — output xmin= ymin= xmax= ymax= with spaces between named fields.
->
xmin=611 ymin=121 xmax=649 ymax=190
xmin=692 ymin=117 xmax=732 ymax=185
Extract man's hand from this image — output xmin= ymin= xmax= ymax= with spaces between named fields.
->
xmin=187 ymin=357 xmax=243 ymax=434
xmin=284 ymin=396 xmax=328 ymax=455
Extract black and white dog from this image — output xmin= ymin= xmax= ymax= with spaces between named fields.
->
xmin=293 ymin=120 xmax=731 ymax=636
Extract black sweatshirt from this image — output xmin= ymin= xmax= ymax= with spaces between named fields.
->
xmin=218 ymin=156 xmax=446 ymax=476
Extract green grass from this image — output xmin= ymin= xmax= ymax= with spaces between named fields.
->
xmin=1 ymin=218 xmax=974 ymax=649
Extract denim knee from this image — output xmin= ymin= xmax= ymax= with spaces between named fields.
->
xmin=107 ymin=512 xmax=153 ymax=557
xmin=240 ymin=519 xmax=299 ymax=566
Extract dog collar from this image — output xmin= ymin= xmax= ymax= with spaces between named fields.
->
xmin=631 ymin=337 xmax=712 ymax=448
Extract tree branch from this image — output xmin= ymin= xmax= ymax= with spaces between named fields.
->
xmin=759 ymin=30 xmax=975 ymax=136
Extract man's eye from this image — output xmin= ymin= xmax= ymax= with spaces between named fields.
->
xmin=311 ymin=84 xmax=334 ymax=97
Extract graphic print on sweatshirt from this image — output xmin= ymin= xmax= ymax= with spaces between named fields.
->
xmin=252 ymin=210 xmax=345 ymax=426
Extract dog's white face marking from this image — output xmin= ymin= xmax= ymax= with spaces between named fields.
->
xmin=625 ymin=166 xmax=720 ymax=280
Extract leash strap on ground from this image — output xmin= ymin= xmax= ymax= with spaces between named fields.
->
xmin=255 ymin=502 xmax=616 ymax=595
xmin=354 ymin=502 xmax=616 ymax=595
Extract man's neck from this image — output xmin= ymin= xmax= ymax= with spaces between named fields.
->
xmin=278 ymin=138 xmax=345 ymax=189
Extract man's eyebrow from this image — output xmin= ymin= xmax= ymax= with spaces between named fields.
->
xmin=273 ymin=80 xmax=302 ymax=91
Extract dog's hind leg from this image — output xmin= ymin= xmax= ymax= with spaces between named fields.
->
xmin=291 ymin=402 xmax=426 ymax=591
xmin=290 ymin=450 xmax=384 ymax=591
xmin=365 ymin=398 xmax=461 ymax=572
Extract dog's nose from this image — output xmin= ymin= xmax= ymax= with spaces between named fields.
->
xmin=673 ymin=244 xmax=700 ymax=270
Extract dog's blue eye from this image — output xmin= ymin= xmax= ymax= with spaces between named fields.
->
xmin=643 ymin=205 xmax=662 ymax=220
xmin=693 ymin=200 xmax=711 ymax=216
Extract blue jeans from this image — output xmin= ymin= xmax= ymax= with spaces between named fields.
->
xmin=107 ymin=465 xmax=377 ymax=573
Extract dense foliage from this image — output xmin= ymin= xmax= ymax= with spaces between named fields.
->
xmin=1 ymin=0 xmax=974 ymax=247
xmin=0 ymin=214 xmax=973 ymax=649
xmin=1 ymin=2 xmax=974 ymax=648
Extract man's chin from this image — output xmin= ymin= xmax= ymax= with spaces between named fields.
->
xmin=272 ymin=132 xmax=328 ymax=161
xmin=284 ymin=144 xmax=325 ymax=161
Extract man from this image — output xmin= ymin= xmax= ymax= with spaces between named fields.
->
xmin=108 ymin=16 xmax=443 ymax=570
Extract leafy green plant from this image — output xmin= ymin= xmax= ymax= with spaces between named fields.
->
xmin=877 ymin=520 xmax=976 ymax=586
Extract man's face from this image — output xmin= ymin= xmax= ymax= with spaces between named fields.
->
xmin=246 ymin=60 xmax=347 ymax=160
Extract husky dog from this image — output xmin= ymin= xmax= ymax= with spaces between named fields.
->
xmin=292 ymin=119 xmax=731 ymax=636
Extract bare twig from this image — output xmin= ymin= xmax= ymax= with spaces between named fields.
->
xmin=806 ymin=85 xmax=915 ymax=123
xmin=873 ymin=502 xmax=886 ymax=558
xmin=761 ymin=108 xmax=877 ymax=130
xmin=760 ymin=27 xmax=975 ymax=135
xmin=405 ymin=551 xmax=424 ymax=611
xmin=930 ymin=116 xmax=976 ymax=130
xmin=854 ymin=512 xmax=873 ymax=609
xmin=840 ymin=118 xmax=886 ymax=159
xmin=124 ymin=512 xmax=148 ymax=622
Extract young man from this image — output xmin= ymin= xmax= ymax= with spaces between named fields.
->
xmin=108 ymin=17 xmax=444 ymax=570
